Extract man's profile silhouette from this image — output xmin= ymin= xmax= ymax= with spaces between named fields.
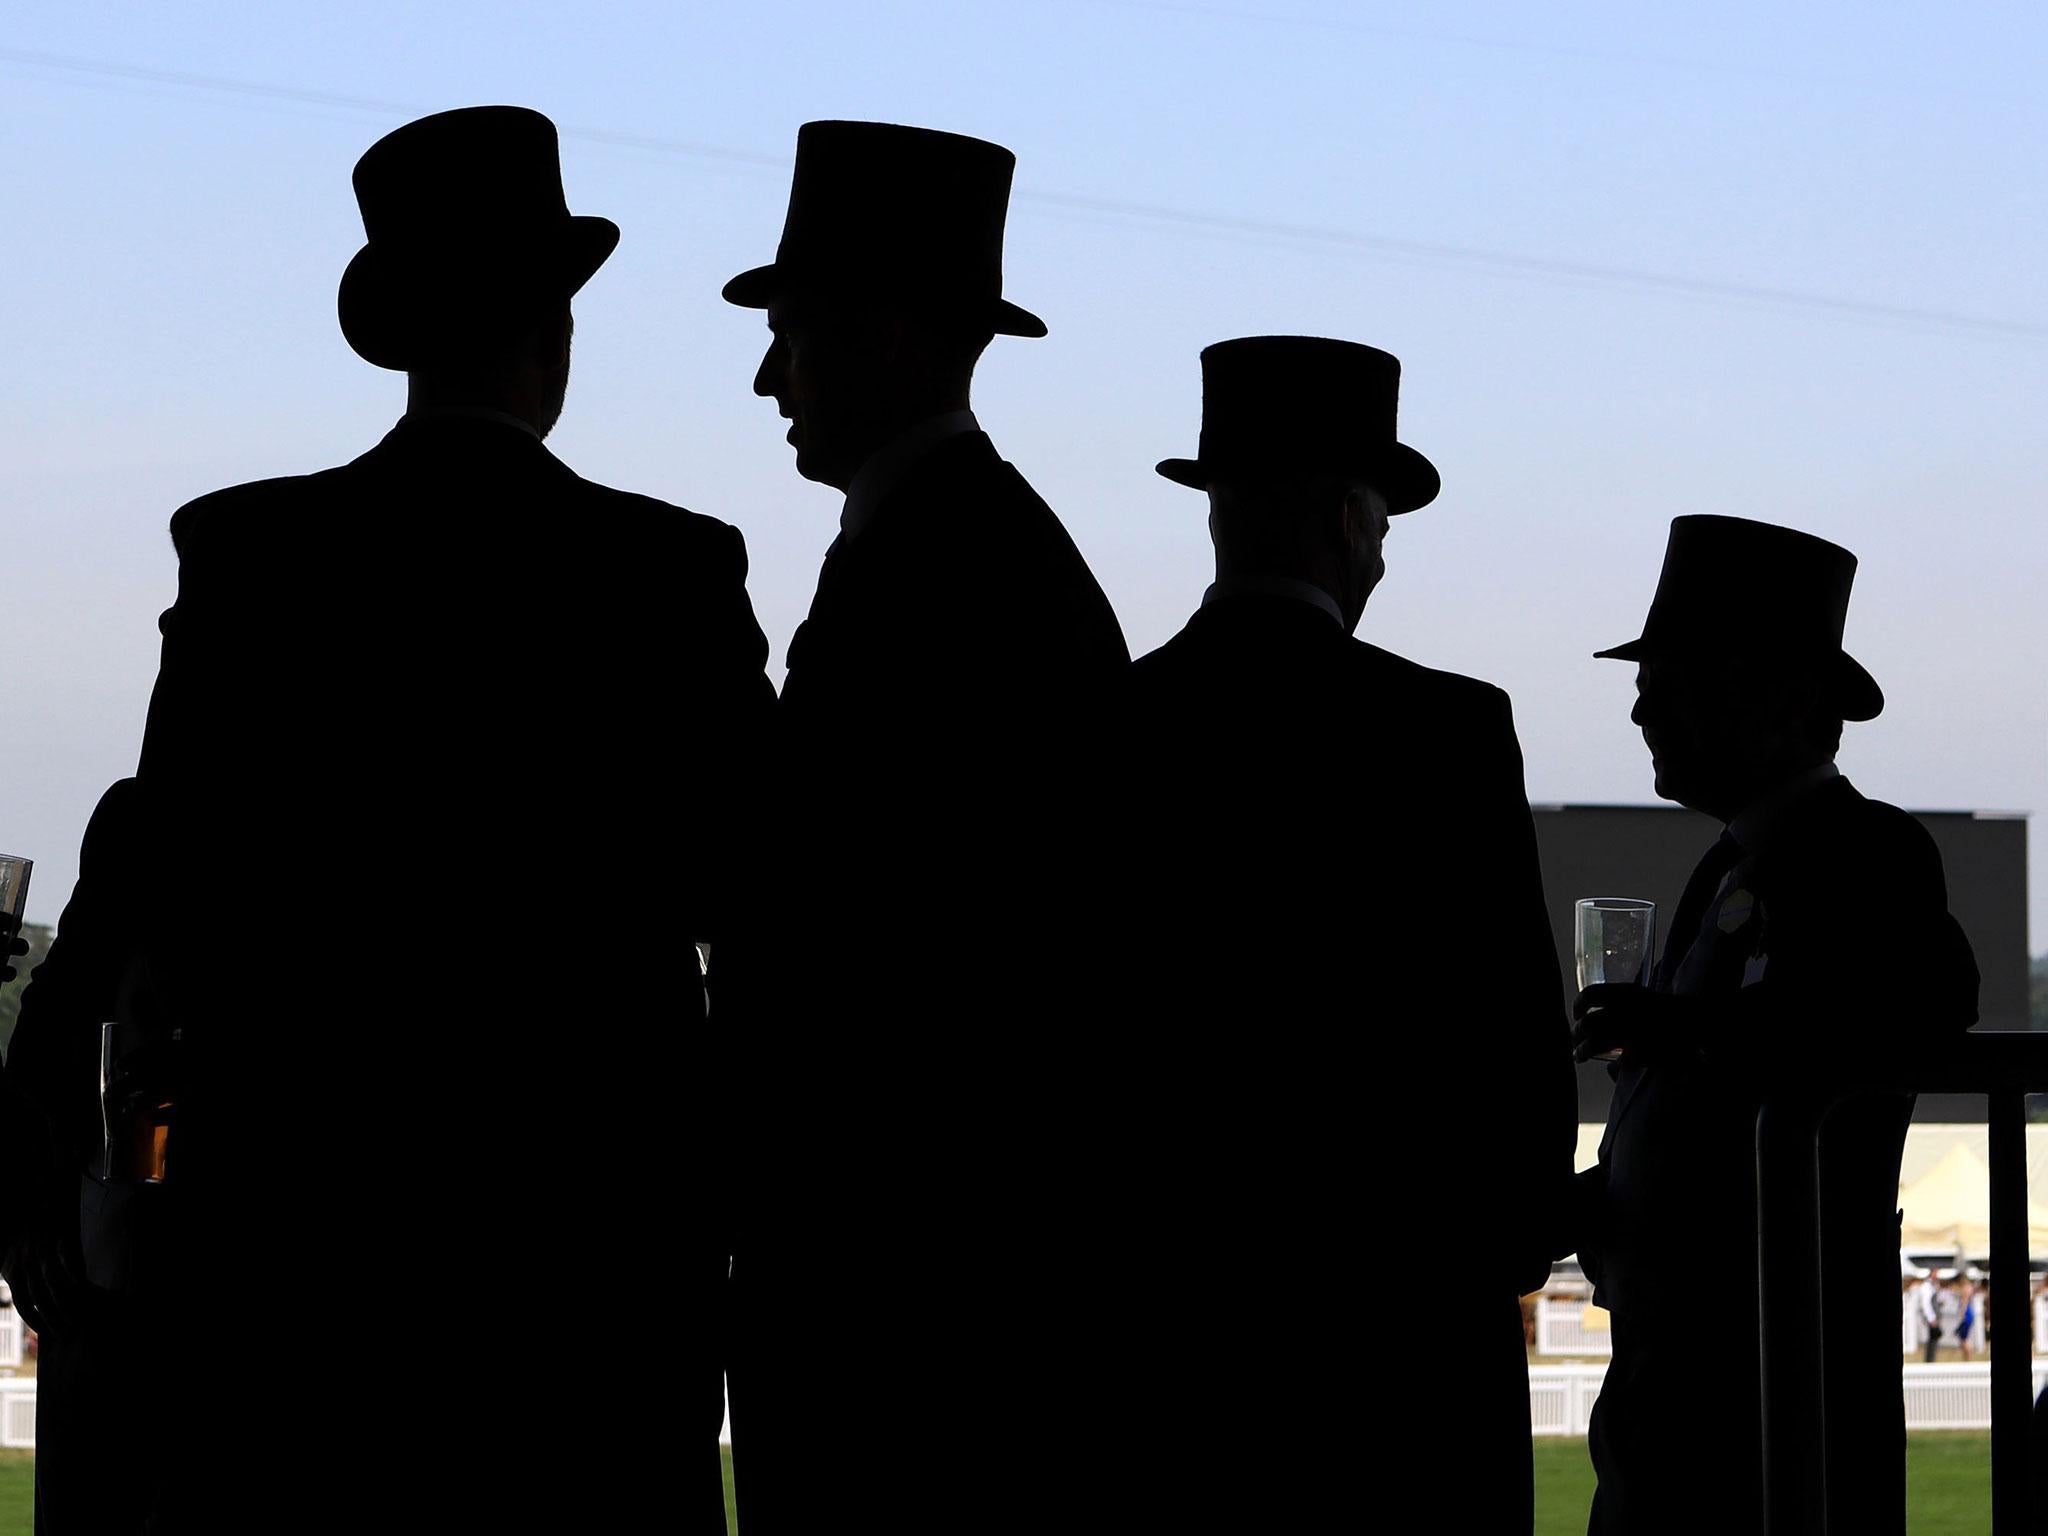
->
xmin=10 ymin=105 xmax=775 ymax=1532
xmin=1572 ymin=515 xmax=1980 ymax=1535
xmin=1122 ymin=336 xmax=1575 ymax=1532
xmin=719 ymin=119 xmax=1129 ymax=1533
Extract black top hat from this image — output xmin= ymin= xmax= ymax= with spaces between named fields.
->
xmin=1155 ymin=337 xmax=1441 ymax=513
xmin=338 ymin=106 xmax=620 ymax=371
xmin=722 ymin=120 xmax=1045 ymax=339
xmin=1595 ymin=515 xmax=1884 ymax=721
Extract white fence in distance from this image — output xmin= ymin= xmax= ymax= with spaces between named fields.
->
xmin=1535 ymin=1298 xmax=1612 ymax=1357
xmin=4 ymin=1362 xmax=2047 ymax=1452
xmin=0 ymin=1381 xmax=32 ymax=1450
xmin=1529 ymin=1365 xmax=1605 ymax=1436
xmin=1530 ymin=1362 xmax=2048 ymax=1437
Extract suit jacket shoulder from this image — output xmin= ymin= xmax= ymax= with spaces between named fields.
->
xmin=1758 ymin=780 xmax=1949 ymax=906
xmin=1351 ymin=639 xmax=1511 ymax=716
xmin=169 ymin=469 xmax=350 ymax=559
xmin=919 ymin=436 xmax=1128 ymax=663
xmin=786 ymin=431 xmax=1128 ymax=714
xmin=559 ymin=475 xmax=747 ymax=558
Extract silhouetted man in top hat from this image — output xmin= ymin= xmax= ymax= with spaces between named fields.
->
xmin=1122 ymin=337 xmax=1575 ymax=1531
xmin=720 ymin=120 xmax=1128 ymax=1533
xmin=9 ymin=106 xmax=774 ymax=1533
xmin=1572 ymin=515 xmax=1979 ymax=1535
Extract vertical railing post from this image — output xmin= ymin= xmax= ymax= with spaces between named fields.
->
xmin=1987 ymin=1088 xmax=2030 ymax=1532
xmin=1758 ymin=1099 xmax=1829 ymax=1535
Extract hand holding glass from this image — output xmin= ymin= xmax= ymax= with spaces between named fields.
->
xmin=0 ymin=854 xmax=31 ymax=979
xmin=1574 ymin=898 xmax=1656 ymax=1062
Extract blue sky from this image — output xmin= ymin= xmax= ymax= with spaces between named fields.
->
xmin=4 ymin=1 xmax=2044 ymax=948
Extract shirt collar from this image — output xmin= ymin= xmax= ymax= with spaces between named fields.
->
xmin=1201 ymin=574 xmax=1348 ymax=631
xmin=840 ymin=410 xmax=979 ymax=540
xmin=401 ymin=405 xmax=545 ymax=442
xmin=1727 ymin=762 xmax=1842 ymax=854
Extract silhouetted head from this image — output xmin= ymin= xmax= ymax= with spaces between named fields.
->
xmin=407 ymin=304 xmax=576 ymax=438
xmin=1157 ymin=337 xmax=1438 ymax=629
xmin=339 ymin=106 xmax=616 ymax=435
xmin=1598 ymin=516 xmax=1881 ymax=822
xmin=1205 ymin=475 xmax=1391 ymax=631
xmin=751 ymin=293 xmax=993 ymax=490
xmin=1629 ymin=655 xmax=1844 ymax=821
xmin=724 ymin=121 xmax=1043 ymax=488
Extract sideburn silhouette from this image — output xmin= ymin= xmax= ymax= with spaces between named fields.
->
xmin=1572 ymin=515 xmax=1980 ymax=1535
xmin=1120 ymin=337 xmax=1576 ymax=1532
xmin=718 ymin=120 xmax=1130 ymax=1534
xmin=8 ymin=106 xmax=775 ymax=1533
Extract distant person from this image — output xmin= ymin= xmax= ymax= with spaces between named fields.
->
xmin=1934 ymin=1275 xmax=1964 ymax=1362
xmin=1120 ymin=336 xmax=1575 ymax=1531
xmin=718 ymin=120 xmax=1128 ymax=1534
xmin=1958 ymin=1275 xmax=1980 ymax=1361
xmin=11 ymin=107 xmax=775 ymax=1532
xmin=1572 ymin=515 xmax=1980 ymax=1535
xmin=1918 ymin=1268 xmax=1944 ymax=1362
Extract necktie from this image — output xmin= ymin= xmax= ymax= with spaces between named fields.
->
xmin=1653 ymin=831 xmax=1744 ymax=993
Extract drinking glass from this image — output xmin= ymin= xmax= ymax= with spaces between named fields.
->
xmin=0 ymin=853 xmax=31 ymax=959
xmin=1575 ymin=898 xmax=1656 ymax=1063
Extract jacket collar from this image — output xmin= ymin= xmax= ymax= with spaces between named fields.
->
xmin=841 ymin=409 xmax=980 ymax=540
xmin=1202 ymin=574 xmax=1346 ymax=630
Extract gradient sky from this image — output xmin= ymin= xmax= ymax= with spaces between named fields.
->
xmin=4 ymin=1 xmax=2043 ymax=950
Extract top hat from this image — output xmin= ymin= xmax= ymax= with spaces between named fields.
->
xmin=1155 ymin=337 xmax=1441 ymax=513
xmin=338 ymin=106 xmax=620 ymax=371
xmin=721 ymin=120 xmax=1045 ymax=338
xmin=1595 ymin=515 xmax=1884 ymax=721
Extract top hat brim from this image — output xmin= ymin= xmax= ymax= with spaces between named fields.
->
xmin=1592 ymin=635 xmax=1884 ymax=721
xmin=340 ymin=214 xmax=620 ymax=371
xmin=719 ymin=262 xmax=1048 ymax=338
xmin=1155 ymin=441 xmax=1441 ymax=515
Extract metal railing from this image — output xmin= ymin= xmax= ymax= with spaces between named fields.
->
xmin=1758 ymin=1030 xmax=2048 ymax=1534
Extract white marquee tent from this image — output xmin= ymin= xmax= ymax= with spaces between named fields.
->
xmin=1569 ymin=1123 xmax=2048 ymax=1261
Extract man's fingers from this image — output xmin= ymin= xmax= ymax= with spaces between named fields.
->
xmin=1571 ymin=1008 xmax=1621 ymax=1063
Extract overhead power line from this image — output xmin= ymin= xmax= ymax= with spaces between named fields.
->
xmin=3 ymin=44 xmax=2043 ymax=342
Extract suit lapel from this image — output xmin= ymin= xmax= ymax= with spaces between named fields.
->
xmin=1605 ymin=832 xmax=1745 ymax=1137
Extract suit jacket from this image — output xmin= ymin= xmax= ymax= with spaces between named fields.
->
xmin=742 ymin=427 xmax=1129 ymax=1150
xmin=119 ymin=412 xmax=773 ymax=1527
xmin=1112 ymin=592 xmax=1574 ymax=1530
xmin=1127 ymin=594 xmax=1574 ymax=1274
xmin=727 ymin=430 xmax=1128 ymax=1535
xmin=1581 ymin=774 xmax=1979 ymax=1535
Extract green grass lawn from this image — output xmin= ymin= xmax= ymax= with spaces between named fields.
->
xmin=5 ymin=1438 xmax=1999 ymax=1535
xmin=0 ymin=1452 xmax=30 ymax=1536
xmin=1534 ymin=1433 xmax=1993 ymax=1535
